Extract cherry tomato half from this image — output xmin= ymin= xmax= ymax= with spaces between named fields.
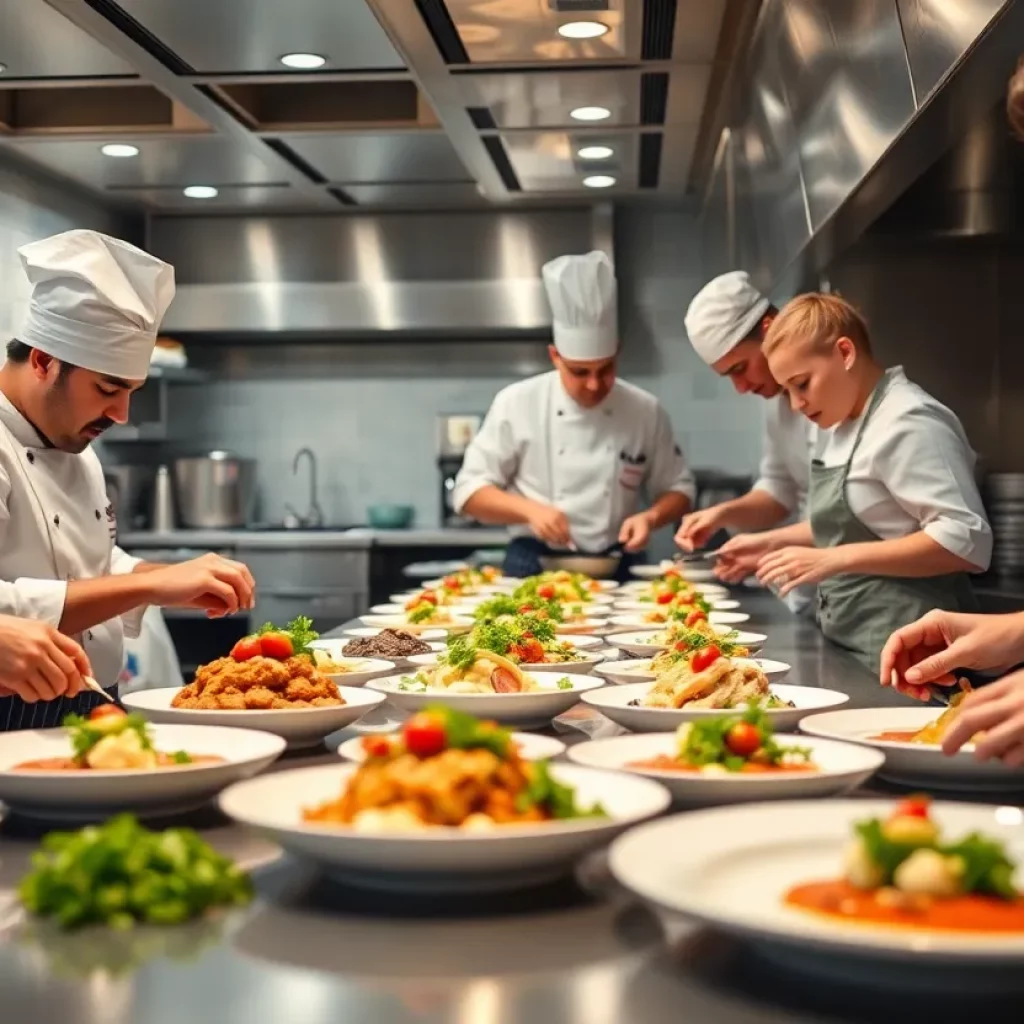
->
xmin=725 ymin=721 xmax=762 ymax=757
xmin=690 ymin=644 xmax=722 ymax=673
xmin=231 ymin=636 xmax=262 ymax=662
xmin=894 ymin=795 xmax=931 ymax=819
xmin=89 ymin=704 xmax=127 ymax=722
xmin=685 ymin=610 xmax=708 ymax=627
xmin=403 ymin=712 xmax=448 ymax=758
xmin=656 ymin=592 xmax=674 ymax=605
xmin=361 ymin=735 xmax=392 ymax=759
xmin=537 ymin=584 xmax=556 ymax=600
xmin=259 ymin=632 xmax=294 ymax=660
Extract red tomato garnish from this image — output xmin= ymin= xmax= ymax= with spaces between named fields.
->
xmin=522 ymin=639 xmax=545 ymax=663
xmin=259 ymin=632 xmax=294 ymax=660
xmin=403 ymin=712 xmax=447 ymax=757
xmin=656 ymin=591 xmax=674 ymax=605
xmin=685 ymin=610 xmax=708 ymax=627
xmin=361 ymin=735 xmax=392 ymax=759
xmin=894 ymin=795 xmax=931 ymax=819
xmin=231 ymin=636 xmax=262 ymax=662
xmin=537 ymin=584 xmax=556 ymax=600
xmin=420 ymin=591 xmax=438 ymax=605
xmin=443 ymin=576 xmax=460 ymax=589
xmin=690 ymin=644 xmax=722 ymax=673
xmin=518 ymin=604 xmax=534 ymax=614
xmin=673 ymin=640 xmax=688 ymax=652
xmin=89 ymin=704 xmax=126 ymax=722
xmin=663 ymin=568 xmax=681 ymax=579
xmin=725 ymin=721 xmax=761 ymax=757
xmin=587 ymin=581 xmax=600 ymax=592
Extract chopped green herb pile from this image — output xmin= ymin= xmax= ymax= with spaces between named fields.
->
xmin=515 ymin=760 xmax=607 ymax=820
xmin=19 ymin=815 xmax=253 ymax=930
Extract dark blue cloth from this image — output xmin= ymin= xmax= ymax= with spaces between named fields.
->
xmin=502 ymin=537 xmax=638 ymax=584
xmin=0 ymin=685 xmax=119 ymax=732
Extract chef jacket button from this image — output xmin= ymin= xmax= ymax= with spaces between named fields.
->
xmin=558 ymin=449 xmax=565 ymax=456
xmin=95 ymin=509 xmax=101 ymax=520
xmin=26 ymin=452 xmax=34 ymax=464
xmin=53 ymin=514 xmax=60 ymax=527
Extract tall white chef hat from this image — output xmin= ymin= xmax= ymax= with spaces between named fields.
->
xmin=685 ymin=271 xmax=770 ymax=365
xmin=541 ymin=250 xmax=617 ymax=360
xmin=17 ymin=229 xmax=175 ymax=380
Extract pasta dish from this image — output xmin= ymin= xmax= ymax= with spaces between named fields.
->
xmin=635 ymin=648 xmax=788 ymax=710
xmin=302 ymin=706 xmax=604 ymax=832
xmin=647 ymin=622 xmax=749 ymax=670
xmin=400 ymin=647 xmax=543 ymax=695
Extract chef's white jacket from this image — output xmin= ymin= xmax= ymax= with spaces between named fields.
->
xmin=0 ymin=391 xmax=145 ymax=698
xmin=753 ymin=396 xmax=816 ymax=515
xmin=453 ymin=372 xmax=695 ymax=552
xmin=813 ymin=366 xmax=992 ymax=569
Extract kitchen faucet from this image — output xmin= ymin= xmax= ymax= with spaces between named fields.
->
xmin=285 ymin=447 xmax=324 ymax=528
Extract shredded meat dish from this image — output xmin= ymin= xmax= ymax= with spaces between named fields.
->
xmin=172 ymin=655 xmax=344 ymax=710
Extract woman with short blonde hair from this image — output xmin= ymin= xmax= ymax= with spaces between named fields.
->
xmin=756 ymin=292 xmax=990 ymax=671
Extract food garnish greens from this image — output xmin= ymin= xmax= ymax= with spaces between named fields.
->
xmin=18 ymin=814 xmax=252 ymax=930
xmin=231 ymin=616 xmax=319 ymax=662
xmin=673 ymin=704 xmax=812 ymax=772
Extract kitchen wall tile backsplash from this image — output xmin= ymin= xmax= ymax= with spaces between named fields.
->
xmin=163 ymin=205 xmax=763 ymax=544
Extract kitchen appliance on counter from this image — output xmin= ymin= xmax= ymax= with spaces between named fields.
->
xmin=104 ymin=465 xmax=156 ymax=531
xmin=985 ymin=473 xmax=1024 ymax=576
xmin=174 ymin=452 xmax=257 ymax=529
xmin=437 ymin=414 xmax=482 ymax=528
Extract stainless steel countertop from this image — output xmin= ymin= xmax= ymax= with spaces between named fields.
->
xmin=0 ymin=591 xmax=1012 ymax=1024
xmin=118 ymin=527 xmax=511 ymax=550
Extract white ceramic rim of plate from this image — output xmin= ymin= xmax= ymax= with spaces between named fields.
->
xmin=367 ymin=671 xmax=605 ymax=698
xmin=582 ymin=681 xmax=848 ymax=716
xmin=336 ymin=731 xmax=567 ymax=763
xmin=122 ymin=685 xmax=387 ymax=717
xmin=342 ymin=626 xmax=448 ymax=640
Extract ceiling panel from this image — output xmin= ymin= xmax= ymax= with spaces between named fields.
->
xmin=462 ymin=71 xmax=641 ymax=129
xmin=280 ymin=132 xmax=468 ymax=182
xmin=500 ymin=132 xmax=638 ymax=191
xmin=0 ymin=0 xmax=136 ymax=78
xmin=106 ymin=184 xmax=316 ymax=211
xmin=674 ymin=0 xmax=729 ymax=62
xmin=444 ymin=0 xmax=629 ymax=64
xmin=118 ymin=0 xmax=405 ymax=73
xmin=341 ymin=181 xmax=483 ymax=206
xmin=0 ymin=136 xmax=286 ymax=190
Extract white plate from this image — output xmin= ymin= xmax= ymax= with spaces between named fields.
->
xmin=304 ymin=655 xmax=396 ymax=688
xmin=0 ymin=724 xmax=285 ymax=820
xmin=800 ymin=707 xmax=1024 ymax=791
xmin=619 ymin=580 xmax=729 ymax=598
xmin=219 ymin=763 xmax=670 ymax=890
xmin=606 ymin=628 xmax=766 ymax=658
xmin=360 ymin=615 xmax=475 ymax=635
xmin=609 ymin=800 xmax=1024 ymax=964
xmin=609 ymin=611 xmax=751 ymax=630
xmin=554 ymin=618 xmax=613 ymax=636
xmin=367 ymin=672 xmax=606 ymax=727
xmin=581 ymin=682 xmax=849 ymax=733
xmin=337 ymin=731 xmax=566 ymax=763
xmin=404 ymin=649 xmax=606 ymax=675
xmin=371 ymin=603 xmax=480 ymax=619
xmin=595 ymin=657 xmax=791 ymax=686
xmin=612 ymin=599 xmax=739 ymax=612
xmin=343 ymin=626 xmax=448 ymax=641
xmin=390 ymin=591 xmax=494 ymax=605
xmin=122 ymin=686 xmax=388 ymax=750
xmin=311 ymin=639 xmax=444 ymax=672
xmin=567 ymin=733 xmax=883 ymax=804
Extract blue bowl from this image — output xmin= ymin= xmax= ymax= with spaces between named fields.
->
xmin=367 ymin=504 xmax=415 ymax=529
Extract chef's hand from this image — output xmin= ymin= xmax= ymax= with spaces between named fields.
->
xmin=940 ymin=670 xmax=1024 ymax=764
xmin=527 ymin=504 xmax=572 ymax=549
xmin=880 ymin=610 xmax=1024 ymax=700
xmin=619 ymin=513 xmax=652 ymax=553
xmin=0 ymin=617 xmax=91 ymax=703
xmin=757 ymin=546 xmax=841 ymax=596
xmin=713 ymin=532 xmax=781 ymax=584
xmin=147 ymin=553 xmax=256 ymax=618
xmin=675 ymin=507 xmax=726 ymax=552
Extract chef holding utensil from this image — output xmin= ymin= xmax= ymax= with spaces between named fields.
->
xmin=0 ymin=229 xmax=255 ymax=730
xmin=755 ymin=293 xmax=990 ymax=672
xmin=675 ymin=272 xmax=817 ymax=593
xmin=454 ymin=250 xmax=695 ymax=580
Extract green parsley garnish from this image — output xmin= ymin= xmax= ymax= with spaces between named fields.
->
xmin=256 ymin=616 xmax=319 ymax=658
xmin=515 ymin=760 xmax=607 ymax=819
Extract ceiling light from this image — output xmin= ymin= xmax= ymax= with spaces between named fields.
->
xmin=0 ymin=63 xmax=6 ymax=75
xmin=577 ymin=145 xmax=614 ymax=160
xmin=100 ymin=143 xmax=139 ymax=158
xmin=279 ymin=52 xmax=326 ymax=69
xmin=583 ymin=175 xmax=616 ymax=188
xmin=558 ymin=21 xmax=609 ymax=40
xmin=183 ymin=185 xmax=219 ymax=199
xmin=570 ymin=106 xmax=611 ymax=122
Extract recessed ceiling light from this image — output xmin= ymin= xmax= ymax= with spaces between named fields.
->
xmin=583 ymin=175 xmax=616 ymax=188
xmin=100 ymin=143 xmax=139 ymax=158
xmin=577 ymin=145 xmax=614 ymax=160
xmin=570 ymin=106 xmax=611 ymax=122
xmin=0 ymin=63 xmax=7 ymax=75
xmin=183 ymin=185 xmax=219 ymax=199
xmin=558 ymin=21 xmax=609 ymax=40
xmin=279 ymin=52 xmax=326 ymax=69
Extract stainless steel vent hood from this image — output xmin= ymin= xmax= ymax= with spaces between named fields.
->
xmin=152 ymin=207 xmax=609 ymax=338
xmin=699 ymin=0 xmax=1024 ymax=295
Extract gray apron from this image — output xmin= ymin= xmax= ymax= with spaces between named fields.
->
xmin=811 ymin=369 xmax=977 ymax=673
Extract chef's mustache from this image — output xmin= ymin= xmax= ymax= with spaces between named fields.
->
xmin=84 ymin=418 xmax=115 ymax=434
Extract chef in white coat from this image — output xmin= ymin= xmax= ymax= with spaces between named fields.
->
xmin=676 ymin=272 xmax=817 ymax=591
xmin=0 ymin=229 xmax=255 ymax=730
xmin=454 ymin=250 xmax=695 ymax=579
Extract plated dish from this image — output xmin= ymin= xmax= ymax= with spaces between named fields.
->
xmin=606 ymin=626 xmax=766 ymax=658
xmin=361 ymin=613 xmax=474 ymax=635
xmin=568 ymin=710 xmax=881 ymax=804
xmin=337 ymin=728 xmax=566 ymax=764
xmin=800 ymin=706 xmax=1024 ymax=791
xmin=0 ymin=717 xmax=285 ymax=820
xmin=595 ymin=657 xmax=791 ymax=686
xmin=609 ymin=800 xmax=1024 ymax=963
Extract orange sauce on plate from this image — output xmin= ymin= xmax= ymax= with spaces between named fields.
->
xmin=15 ymin=754 xmax=224 ymax=771
xmin=872 ymin=731 xmax=921 ymax=742
xmin=628 ymin=755 xmax=815 ymax=774
xmin=786 ymin=879 xmax=1024 ymax=933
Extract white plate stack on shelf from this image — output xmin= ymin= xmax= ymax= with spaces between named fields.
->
xmin=986 ymin=473 xmax=1024 ymax=574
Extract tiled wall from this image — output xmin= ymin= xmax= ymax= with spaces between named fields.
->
xmin=156 ymin=205 xmax=764 ymax=552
